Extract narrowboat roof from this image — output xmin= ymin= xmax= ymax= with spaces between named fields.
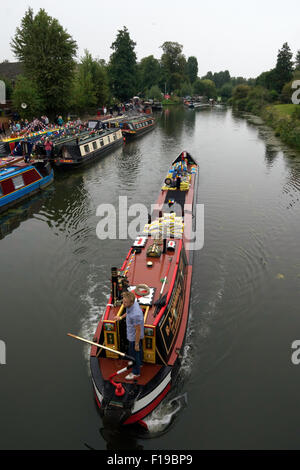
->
xmin=0 ymin=164 xmax=34 ymax=182
xmin=75 ymin=127 xmax=122 ymax=145
xmin=123 ymin=116 xmax=154 ymax=123
xmin=105 ymin=236 xmax=182 ymax=328
xmin=104 ymin=152 xmax=197 ymax=329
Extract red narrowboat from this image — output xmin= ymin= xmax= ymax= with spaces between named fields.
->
xmin=69 ymin=151 xmax=198 ymax=429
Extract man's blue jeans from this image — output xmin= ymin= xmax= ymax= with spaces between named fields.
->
xmin=128 ymin=340 xmax=143 ymax=375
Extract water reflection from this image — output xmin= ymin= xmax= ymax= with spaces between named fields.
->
xmin=99 ymin=426 xmax=144 ymax=451
xmin=159 ymin=106 xmax=185 ymax=139
xmin=0 ymin=193 xmax=46 ymax=240
xmin=264 ymin=145 xmax=279 ymax=167
xmin=40 ymin=172 xmax=92 ymax=237
xmin=117 ymin=142 xmax=142 ymax=188
xmin=183 ymin=108 xmax=196 ymax=135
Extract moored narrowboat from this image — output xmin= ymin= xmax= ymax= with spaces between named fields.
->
xmin=69 ymin=151 xmax=198 ymax=429
xmin=52 ymin=127 xmax=123 ymax=169
xmin=121 ymin=116 xmax=155 ymax=140
xmin=0 ymin=157 xmax=54 ymax=213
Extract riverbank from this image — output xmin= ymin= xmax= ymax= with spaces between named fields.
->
xmin=261 ymin=104 xmax=300 ymax=150
xmin=231 ymin=98 xmax=300 ymax=151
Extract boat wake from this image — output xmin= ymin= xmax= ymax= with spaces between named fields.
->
xmin=143 ymin=393 xmax=188 ymax=435
xmin=79 ymin=270 xmax=110 ymax=371
xmin=142 ymin=311 xmax=195 ymax=435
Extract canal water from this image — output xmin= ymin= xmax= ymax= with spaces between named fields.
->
xmin=0 ymin=106 xmax=300 ymax=450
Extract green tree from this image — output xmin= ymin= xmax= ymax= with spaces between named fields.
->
xmin=232 ymin=84 xmax=251 ymax=100
xmin=294 ymin=50 xmax=300 ymax=71
xmin=281 ymin=71 xmax=300 ymax=103
xmin=73 ymin=50 xmax=110 ymax=111
xmin=138 ymin=55 xmax=161 ymax=93
xmin=231 ymin=76 xmax=248 ymax=86
xmin=186 ymin=56 xmax=198 ymax=84
xmin=160 ymin=42 xmax=186 ymax=92
xmin=193 ymin=78 xmax=204 ymax=95
xmin=147 ymin=85 xmax=162 ymax=101
xmin=212 ymin=70 xmax=231 ymax=89
xmin=256 ymin=71 xmax=271 ymax=88
xmin=179 ymin=81 xmax=193 ymax=97
xmin=12 ymin=75 xmax=44 ymax=118
xmin=274 ymin=42 xmax=293 ymax=93
xmin=93 ymin=59 xmax=110 ymax=106
xmin=108 ymin=26 xmax=137 ymax=101
xmin=220 ymin=83 xmax=233 ymax=100
xmin=193 ymin=79 xmax=216 ymax=98
xmin=203 ymin=71 xmax=213 ymax=81
xmin=11 ymin=8 xmax=77 ymax=116
xmin=70 ymin=64 xmax=96 ymax=113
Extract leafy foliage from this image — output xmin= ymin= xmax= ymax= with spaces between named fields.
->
xmin=274 ymin=42 xmax=293 ymax=93
xmin=160 ymin=42 xmax=186 ymax=93
xmin=146 ymin=85 xmax=162 ymax=101
xmin=11 ymin=8 xmax=77 ymax=116
xmin=186 ymin=57 xmax=198 ymax=84
xmin=138 ymin=55 xmax=161 ymax=94
xmin=193 ymin=79 xmax=217 ymax=98
xmin=11 ymin=75 xmax=44 ymax=118
xmin=108 ymin=26 xmax=137 ymax=101
xmin=70 ymin=50 xmax=110 ymax=113
xmin=295 ymin=50 xmax=300 ymax=71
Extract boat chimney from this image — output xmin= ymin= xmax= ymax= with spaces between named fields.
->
xmin=111 ymin=267 xmax=118 ymax=305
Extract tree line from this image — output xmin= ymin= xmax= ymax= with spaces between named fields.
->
xmin=229 ymin=42 xmax=300 ymax=113
xmin=1 ymin=8 xmax=299 ymax=119
xmin=0 ymin=8 xmax=248 ymax=118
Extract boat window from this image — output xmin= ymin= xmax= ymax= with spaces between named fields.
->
xmin=107 ymin=136 xmax=110 ymax=143
xmin=92 ymin=141 xmax=98 ymax=150
xmin=129 ymin=124 xmax=134 ymax=130
xmin=113 ymin=134 xmax=117 ymax=140
xmin=84 ymin=144 xmax=90 ymax=153
xmin=100 ymin=140 xmax=104 ymax=147
xmin=12 ymin=175 xmax=25 ymax=190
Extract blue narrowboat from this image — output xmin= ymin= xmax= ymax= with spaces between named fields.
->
xmin=0 ymin=157 xmax=54 ymax=213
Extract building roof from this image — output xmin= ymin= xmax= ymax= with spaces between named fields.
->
xmin=0 ymin=62 xmax=23 ymax=81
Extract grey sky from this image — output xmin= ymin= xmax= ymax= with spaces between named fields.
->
xmin=1 ymin=0 xmax=299 ymax=78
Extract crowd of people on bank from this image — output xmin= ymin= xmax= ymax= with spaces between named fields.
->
xmin=0 ymin=114 xmax=80 ymax=140
xmin=0 ymin=96 xmax=150 ymax=140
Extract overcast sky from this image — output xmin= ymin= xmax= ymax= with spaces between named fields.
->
xmin=1 ymin=0 xmax=300 ymax=78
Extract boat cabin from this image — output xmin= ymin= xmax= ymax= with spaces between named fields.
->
xmin=0 ymin=157 xmax=53 ymax=212
xmin=94 ymin=153 xmax=197 ymax=367
xmin=121 ymin=117 xmax=155 ymax=136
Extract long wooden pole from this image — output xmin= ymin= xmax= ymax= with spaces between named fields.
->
xmin=67 ymin=333 xmax=126 ymax=357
